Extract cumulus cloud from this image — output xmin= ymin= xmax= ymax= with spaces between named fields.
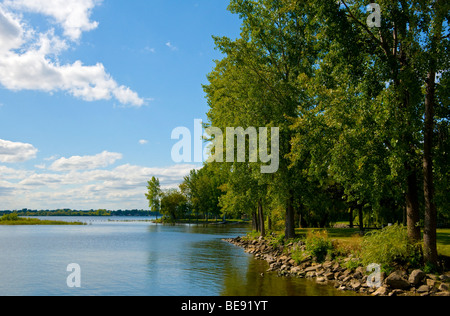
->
xmin=1 ymin=162 xmax=199 ymax=209
xmin=0 ymin=1 xmax=145 ymax=107
xmin=49 ymin=151 xmax=123 ymax=171
xmin=4 ymin=0 xmax=101 ymax=41
xmin=0 ymin=139 xmax=38 ymax=163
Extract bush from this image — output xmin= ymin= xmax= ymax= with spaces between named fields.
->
xmin=360 ymin=224 xmax=422 ymax=272
xmin=305 ymin=230 xmax=334 ymax=263
xmin=1 ymin=213 xmax=19 ymax=221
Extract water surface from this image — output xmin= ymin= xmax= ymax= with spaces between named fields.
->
xmin=0 ymin=217 xmax=355 ymax=296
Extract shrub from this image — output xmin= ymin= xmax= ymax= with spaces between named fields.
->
xmin=360 ymin=224 xmax=423 ymax=272
xmin=305 ymin=230 xmax=334 ymax=263
xmin=267 ymin=232 xmax=285 ymax=248
xmin=1 ymin=213 xmax=19 ymax=221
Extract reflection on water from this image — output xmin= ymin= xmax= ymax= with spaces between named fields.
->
xmin=0 ymin=218 xmax=357 ymax=296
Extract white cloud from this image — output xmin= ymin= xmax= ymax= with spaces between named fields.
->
xmin=165 ymin=41 xmax=178 ymax=51
xmin=139 ymin=139 xmax=148 ymax=145
xmin=0 ymin=1 xmax=145 ymax=107
xmin=0 ymin=139 xmax=38 ymax=163
xmin=49 ymin=151 xmax=123 ymax=171
xmin=4 ymin=0 xmax=101 ymax=41
xmin=0 ymin=162 xmax=199 ymax=209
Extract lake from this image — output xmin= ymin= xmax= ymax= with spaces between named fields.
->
xmin=0 ymin=217 xmax=355 ymax=296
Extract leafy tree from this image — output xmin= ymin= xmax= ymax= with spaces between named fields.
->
xmin=145 ymin=177 xmax=162 ymax=216
xmin=160 ymin=189 xmax=188 ymax=222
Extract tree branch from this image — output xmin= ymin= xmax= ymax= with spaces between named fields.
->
xmin=341 ymin=0 xmax=392 ymax=59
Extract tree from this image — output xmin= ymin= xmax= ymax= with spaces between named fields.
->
xmin=145 ymin=177 xmax=162 ymax=216
xmin=205 ymin=0 xmax=319 ymax=240
xmin=160 ymin=189 xmax=188 ymax=222
xmin=180 ymin=165 xmax=225 ymax=221
xmin=299 ymin=0 xmax=449 ymax=265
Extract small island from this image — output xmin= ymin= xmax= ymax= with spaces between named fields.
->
xmin=0 ymin=213 xmax=84 ymax=226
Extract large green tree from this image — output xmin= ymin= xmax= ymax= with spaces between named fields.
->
xmin=145 ymin=177 xmax=162 ymax=216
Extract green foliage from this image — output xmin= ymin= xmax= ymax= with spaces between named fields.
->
xmin=1 ymin=213 xmax=19 ymax=221
xmin=146 ymin=177 xmax=162 ymax=214
xmin=160 ymin=189 xmax=188 ymax=222
xmin=266 ymin=233 xmax=285 ymax=248
xmin=304 ymin=230 xmax=334 ymax=263
xmin=360 ymin=224 xmax=423 ymax=272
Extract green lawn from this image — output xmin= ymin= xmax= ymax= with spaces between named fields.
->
xmin=437 ymin=229 xmax=450 ymax=257
xmin=293 ymin=227 xmax=450 ymax=257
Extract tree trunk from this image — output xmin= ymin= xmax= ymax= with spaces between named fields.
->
xmin=406 ymin=165 xmax=421 ymax=242
xmin=358 ymin=204 xmax=364 ymax=232
xmin=252 ymin=210 xmax=258 ymax=232
xmin=285 ymin=191 xmax=296 ymax=240
xmin=349 ymin=208 xmax=354 ymax=229
xmin=258 ymin=199 xmax=265 ymax=237
xmin=423 ymin=70 xmax=438 ymax=266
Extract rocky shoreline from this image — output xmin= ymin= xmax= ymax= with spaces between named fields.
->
xmin=224 ymin=236 xmax=450 ymax=296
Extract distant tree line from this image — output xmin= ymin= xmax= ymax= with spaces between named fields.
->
xmin=0 ymin=209 xmax=161 ymax=217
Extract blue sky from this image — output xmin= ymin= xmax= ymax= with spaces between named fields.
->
xmin=0 ymin=0 xmax=242 ymax=210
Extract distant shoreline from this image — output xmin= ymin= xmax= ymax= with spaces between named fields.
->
xmin=0 ymin=215 xmax=85 ymax=226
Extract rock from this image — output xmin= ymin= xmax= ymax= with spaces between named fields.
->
xmin=316 ymin=276 xmax=327 ymax=283
xmin=439 ymin=274 xmax=450 ymax=282
xmin=304 ymin=265 xmax=319 ymax=273
xmin=385 ymin=271 xmax=411 ymax=290
xmin=265 ymin=255 xmax=276 ymax=264
xmin=416 ymin=285 xmax=429 ymax=293
xmin=290 ymin=266 xmax=302 ymax=275
xmin=334 ymin=272 xmax=341 ymax=280
xmin=324 ymin=272 xmax=335 ymax=280
xmin=323 ymin=261 xmax=333 ymax=269
xmin=434 ymin=291 xmax=450 ymax=296
xmin=426 ymin=278 xmax=436 ymax=288
xmin=372 ymin=286 xmax=388 ymax=296
xmin=439 ymin=283 xmax=449 ymax=292
xmin=408 ymin=269 xmax=426 ymax=286
xmin=389 ymin=289 xmax=404 ymax=296
xmin=353 ymin=266 xmax=365 ymax=279
xmin=306 ymin=271 xmax=316 ymax=278
xmin=332 ymin=261 xmax=341 ymax=272
xmin=350 ymin=279 xmax=362 ymax=291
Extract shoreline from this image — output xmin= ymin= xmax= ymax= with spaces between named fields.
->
xmin=224 ymin=236 xmax=450 ymax=296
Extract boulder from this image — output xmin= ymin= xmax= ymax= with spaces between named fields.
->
xmin=350 ymin=279 xmax=362 ymax=291
xmin=304 ymin=265 xmax=319 ymax=273
xmin=416 ymin=284 xmax=429 ymax=294
xmin=372 ymin=286 xmax=388 ymax=296
xmin=408 ymin=269 xmax=426 ymax=286
xmin=426 ymin=278 xmax=436 ymax=288
xmin=385 ymin=271 xmax=411 ymax=290
xmin=324 ymin=272 xmax=335 ymax=280
xmin=439 ymin=283 xmax=449 ymax=292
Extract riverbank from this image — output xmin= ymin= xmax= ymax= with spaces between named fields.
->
xmin=224 ymin=235 xmax=450 ymax=296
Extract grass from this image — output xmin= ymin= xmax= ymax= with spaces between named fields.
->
xmin=437 ymin=229 xmax=450 ymax=257
xmin=294 ymin=227 xmax=450 ymax=258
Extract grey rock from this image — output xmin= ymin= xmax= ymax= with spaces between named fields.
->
xmin=417 ymin=284 xmax=429 ymax=293
xmin=408 ymin=269 xmax=426 ymax=286
xmin=385 ymin=271 xmax=411 ymax=290
xmin=372 ymin=286 xmax=388 ymax=296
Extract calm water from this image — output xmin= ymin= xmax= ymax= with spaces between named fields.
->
xmin=0 ymin=217 xmax=355 ymax=296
